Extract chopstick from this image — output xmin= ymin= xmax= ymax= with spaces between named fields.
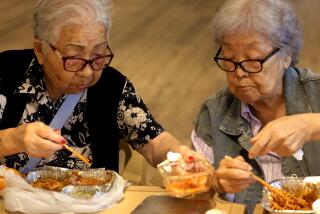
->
xmin=63 ymin=144 xmax=91 ymax=165
xmin=224 ymin=156 xmax=278 ymax=193
xmin=225 ymin=156 xmax=311 ymax=210
xmin=55 ymin=129 xmax=91 ymax=166
xmin=250 ymin=172 xmax=279 ymax=192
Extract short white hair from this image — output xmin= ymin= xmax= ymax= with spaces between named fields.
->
xmin=34 ymin=0 xmax=112 ymax=44
xmin=212 ymin=0 xmax=302 ymax=66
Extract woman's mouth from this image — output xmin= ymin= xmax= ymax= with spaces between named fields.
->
xmin=237 ymin=86 xmax=253 ymax=92
xmin=76 ymin=85 xmax=87 ymax=90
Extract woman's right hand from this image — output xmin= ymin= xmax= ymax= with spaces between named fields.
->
xmin=8 ymin=122 xmax=65 ymax=158
xmin=211 ymin=156 xmax=255 ymax=193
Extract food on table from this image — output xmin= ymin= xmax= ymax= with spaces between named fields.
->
xmin=269 ymin=182 xmax=317 ymax=210
xmin=260 ymin=177 xmax=320 ymax=212
xmin=157 ymin=152 xmax=213 ymax=197
xmin=32 ymin=178 xmax=66 ymax=191
xmin=166 ymin=173 xmax=211 ymax=195
xmin=29 ymin=168 xmax=115 ymax=192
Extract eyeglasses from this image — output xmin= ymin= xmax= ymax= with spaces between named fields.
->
xmin=213 ymin=47 xmax=280 ymax=73
xmin=47 ymin=42 xmax=114 ymax=72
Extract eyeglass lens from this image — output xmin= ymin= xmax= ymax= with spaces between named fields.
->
xmin=64 ymin=55 xmax=113 ymax=72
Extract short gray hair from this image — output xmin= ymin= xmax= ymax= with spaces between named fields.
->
xmin=212 ymin=0 xmax=302 ymax=66
xmin=34 ymin=0 xmax=112 ymax=44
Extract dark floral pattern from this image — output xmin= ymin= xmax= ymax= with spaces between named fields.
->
xmin=117 ymin=81 xmax=164 ymax=149
xmin=0 ymin=58 xmax=164 ymax=170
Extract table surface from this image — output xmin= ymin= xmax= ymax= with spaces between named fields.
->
xmin=102 ymin=186 xmax=246 ymax=214
xmin=0 ymin=186 xmax=254 ymax=214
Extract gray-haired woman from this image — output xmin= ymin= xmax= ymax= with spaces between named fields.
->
xmin=0 ymin=0 xmax=200 ymax=173
xmin=192 ymin=0 xmax=320 ymax=212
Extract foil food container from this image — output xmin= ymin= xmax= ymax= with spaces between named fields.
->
xmin=25 ymin=166 xmax=116 ymax=199
xmin=261 ymin=177 xmax=320 ymax=214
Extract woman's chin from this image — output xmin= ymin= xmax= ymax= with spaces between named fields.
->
xmin=66 ymin=86 xmax=88 ymax=94
xmin=236 ymin=94 xmax=260 ymax=104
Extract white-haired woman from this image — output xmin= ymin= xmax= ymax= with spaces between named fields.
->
xmin=0 ymin=0 xmax=199 ymax=173
xmin=192 ymin=0 xmax=320 ymax=212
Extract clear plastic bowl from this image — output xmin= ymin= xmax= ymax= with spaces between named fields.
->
xmin=157 ymin=159 xmax=213 ymax=197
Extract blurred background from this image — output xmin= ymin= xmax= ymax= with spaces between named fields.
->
xmin=1 ymin=0 xmax=320 ymax=184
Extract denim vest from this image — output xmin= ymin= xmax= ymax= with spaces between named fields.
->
xmin=194 ymin=67 xmax=320 ymax=213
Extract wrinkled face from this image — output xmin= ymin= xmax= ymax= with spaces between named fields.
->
xmin=221 ymin=33 xmax=291 ymax=105
xmin=34 ymin=23 xmax=109 ymax=98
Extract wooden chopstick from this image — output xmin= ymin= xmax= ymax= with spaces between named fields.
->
xmin=250 ymin=172 xmax=277 ymax=192
xmin=54 ymin=130 xmax=91 ymax=166
xmin=63 ymin=144 xmax=91 ymax=165
xmin=224 ymin=156 xmax=277 ymax=192
xmin=225 ymin=155 xmax=309 ymax=209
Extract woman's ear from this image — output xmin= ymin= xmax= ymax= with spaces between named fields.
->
xmin=34 ymin=39 xmax=45 ymax=65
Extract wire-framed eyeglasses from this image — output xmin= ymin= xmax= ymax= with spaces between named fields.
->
xmin=213 ymin=47 xmax=280 ymax=73
xmin=47 ymin=42 xmax=114 ymax=72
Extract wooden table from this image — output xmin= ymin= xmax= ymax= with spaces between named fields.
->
xmin=97 ymin=186 xmax=246 ymax=214
xmin=0 ymin=186 xmax=247 ymax=214
xmin=253 ymin=204 xmax=267 ymax=214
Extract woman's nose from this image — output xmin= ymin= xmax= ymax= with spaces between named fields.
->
xmin=234 ymin=65 xmax=249 ymax=78
xmin=79 ymin=64 xmax=94 ymax=77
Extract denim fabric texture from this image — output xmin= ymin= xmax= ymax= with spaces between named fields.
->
xmin=194 ymin=67 xmax=320 ymax=213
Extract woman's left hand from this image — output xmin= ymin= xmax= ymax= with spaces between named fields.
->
xmin=249 ymin=114 xmax=320 ymax=158
xmin=139 ymin=131 xmax=209 ymax=167
xmin=169 ymin=144 xmax=207 ymax=163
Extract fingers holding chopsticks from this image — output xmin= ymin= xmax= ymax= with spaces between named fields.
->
xmin=212 ymin=155 xmax=255 ymax=193
xmin=8 ymin=122 xmax=64 ymax=158
xmin=1 ymin=122 xmax=91 ymax=165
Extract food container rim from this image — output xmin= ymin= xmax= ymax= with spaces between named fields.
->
xmin=157 ymin=159 xmax=213 ymax=177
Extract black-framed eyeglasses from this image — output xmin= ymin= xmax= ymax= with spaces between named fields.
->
xmin=47 ymin=42 xmax=114 ymax=72
xmin=213 ymin=47 xmax=280 ymax=73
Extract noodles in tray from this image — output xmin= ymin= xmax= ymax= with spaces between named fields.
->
xmin=31 ymin=170 xmax=115 ymax=191
xmin=32 ymin=178 xmax=67 ymax=191
xmin=252 ymin=173 xmax=319 ymax=210
xmin=269 ymin=182 xmax=317 ymax=210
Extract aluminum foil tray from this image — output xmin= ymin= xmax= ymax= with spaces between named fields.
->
xmin=25 ymin=166 xmax=116 ymax=199
xmin=261 ymin=177 xmax=319 ymax=214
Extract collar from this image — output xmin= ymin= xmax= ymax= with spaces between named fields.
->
xmin=219 ymin=97 xmax=247 ymax=136
xmin=283 ymin=67 xmax=312 ymax=114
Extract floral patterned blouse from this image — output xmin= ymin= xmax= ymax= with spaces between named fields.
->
xmin=0 ymin=58 xmax=164 ymax=170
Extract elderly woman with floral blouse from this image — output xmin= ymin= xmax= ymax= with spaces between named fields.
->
xmin=0 ymin=0 xmax=199 ymax=173
xmin=192 ymin=0 xmax=320 ymax=213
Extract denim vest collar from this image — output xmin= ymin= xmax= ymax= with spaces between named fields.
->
xmin=284 ymin=67 xmax=312 ymax=114
xmin=219 ymin=97 xmax=253 ymax=152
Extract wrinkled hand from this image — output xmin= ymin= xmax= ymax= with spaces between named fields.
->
xmin=168 ymin=144 xmax=214 ymax=173
xmin=10 ymin=122 xmax=64 ymax=158
xmin=249 ymin=114 xmax=317 ymax=159
xmin=169 ymin=144 xmax=207 ymax=164
xmin=212 ymin=156 xmax=254 ymax=193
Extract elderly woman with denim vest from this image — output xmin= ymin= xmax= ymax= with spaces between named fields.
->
xmin=0 ymin=0 xmax=202 ymax=174
xmin=192 ymin=0 xmax=320 ymax=212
